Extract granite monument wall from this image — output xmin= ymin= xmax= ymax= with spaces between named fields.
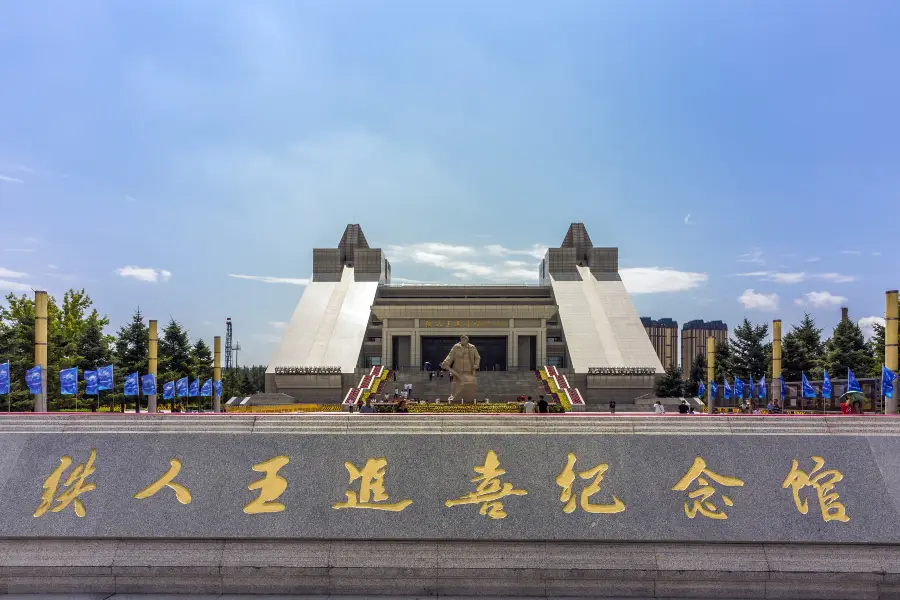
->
xmin=1 ymin=414 xmax=900 ymax=598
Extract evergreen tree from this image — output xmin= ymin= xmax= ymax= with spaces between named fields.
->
xmin=0 ymin=293 xmax=37 ymax=411
xmin=114 ymin=308 xmax=149 ymax=410
xmin=654 ymin=365 xmax=684 ymax=398
xmin=714 ymin=340 xmax=733 ymax=383
xmin=77 ymin=309 xmax=112 ymax=407
xmin=684 ymin=353 xmax=706 ymax=397
xmin=159 ymin=318 xmax=192 ymax=379
xmin=730 ymin=318 xmax=769 ymax=380
xmin=869 ymin=322 xmax=885 ymax=376
xmin=781 ymin=313 xmax=824 ymax=381
xmin=824 ymin=317 xmax=872 ymax=378
xmin=190 ymin=338 xmax=213 ymax=382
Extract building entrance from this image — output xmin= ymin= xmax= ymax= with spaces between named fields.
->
xmin=421 ymin=336 xmax=508 ymax=371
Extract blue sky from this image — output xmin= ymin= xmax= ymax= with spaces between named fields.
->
xmin=1 ymin=0 xmax=897 ymax=365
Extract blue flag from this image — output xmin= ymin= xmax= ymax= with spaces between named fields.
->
xmin=97 ymin=365 xmax=114 ymax=391
xmin=847 ymin=368 xmax=862 ymax=393
xmin=749 ymin=376 xmax=755 ymax=399
xmin=802 ymin=372 xmax=816 ymax=399
xmin=780 ymin=375 xmax=786 ymax=399
xmin=724 ymin=380 xmax=732 ymax=400
xmin=734 ymin=377 xmax=744 ymax=399
xmin=163 ymin=380 xmax=175 ymax=400
xmin=698 ymin=380 xmax=705 ymax=399
xmin=59 ymin=367 xmax=78 ymax=396
xmin=759 ymin=376 xmax=767 ymax=400
xmin=710 ymin=381 xmax=718 ymax=400
xmin=124 ymin=372 xmax=139 ymax=396
xmin=822 ymin=370 xmax=832 ymax=399
xmin=25 ymin=365 xmax=42 ymax=395
xmin=141 ymin=373 xmax=157 ymax=396
xmin=85 ymin=370 xmax=98 ymax=395
xmin=883 ymin=365 xmax=897 ymax=399
xmin=214 ymin=380 xmax=223 ymax=397
xmin=175 ymin=377 xmax=188 ymax=398
xmin=200 ymin=379 xmax=212 ymax=397
xmin=189 ymin=379 xmax=200 ymax=397
xmin=0 ymin=362 xmax=9 ymax=395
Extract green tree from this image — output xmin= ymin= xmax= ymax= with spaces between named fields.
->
xmin=781 ymin=313 xmax=824 ymax=381
xmin=869 ymin=322 xmax=885 ymax=376
xmin=714 ymin=340 xmax=733 ymax=383
xmin=114 ymin=308 xmax=149 ymax=411
xmin=191 ymin=338 xmax=213 ymax=382
xmin=730 ymin=318 xmax=770 ymax=380
xmin=76 ymin=309 xmax=112 ymax=408
xmin=0 ymin=293 xmax=37 ymax=411
xmin=684 ymin=353 xmax=706 ymax=397
xmin=654 ymin=365 xmax=684 ymax=398
xmin=823 ymin=318 xmax=872 ymax=379
xmin=158 ymin=318 xmax=192 ymax=410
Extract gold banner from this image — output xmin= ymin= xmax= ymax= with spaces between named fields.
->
xmin=423 ymin=319 xmax=507 ymax=329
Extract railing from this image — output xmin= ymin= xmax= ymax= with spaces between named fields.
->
xmin=538 ymin=367 xmax=585 ymax=410
xmin=343 ymin=366 xmax=389 ymax=405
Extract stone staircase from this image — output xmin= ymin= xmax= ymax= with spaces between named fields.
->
xmin=384 ymin=370 xmax=545 ymax=402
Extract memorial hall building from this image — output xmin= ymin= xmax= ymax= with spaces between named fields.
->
xmin=265 ymin=223 xmax=664 ymax=407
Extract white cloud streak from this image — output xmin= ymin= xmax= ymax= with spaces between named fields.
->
xmin=795 ymin=291 xmax=848 ymax=308
xmin=737 ymin=249 xmax=766 ymax=266
xmin=738 ymin=289 xmax=779 ymax=311
xmin=0 ymin=267 xmax=27 ymax=279
xmin=858 ymin=316 xmax=885 ymax=341
xmin=116 ymin=266 xmax=172 ymax=283
xmin=683 ymin=213 xmax=694 ymax=225
xmin=735 ymin=271 xmax=856 ymax=284
xmin=269 ymin=321 xmax=287 ymax=329
xmin=0 ymin=279 xmax=33 ymax=292
xmin=229 ymin=274 xmax=310 ymax=285
xmin=840 ymin=250 xmax=862 ymax=256
xmin=619 ymin=268 xmax=707 ymax=294
xmin=0 ymin=174 xmax=24 ymax=183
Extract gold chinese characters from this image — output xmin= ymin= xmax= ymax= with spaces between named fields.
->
xmin=34 ymin=449 xmax=97 ymax=518
xmin=556 ymin=453 xmax=625 ymax=514
xmin=333 ymin=457 xmax=412 ymax=511
xmin=782 ymin=457 xmax=850 ymax=522
xmin=134 ymin=458 xmax=192 ymax=504
xmin=29 ymin=450 xmax=854 ymax=526
xmin=244 ymin=456 xmax=290 ymax=514
xmin=671 ymin=457 xmax=745 ymax=520
xmin=445 ymin=450 xmax=527 ymax=519
xmin=424 ymin=320 xmax=504 ymax=328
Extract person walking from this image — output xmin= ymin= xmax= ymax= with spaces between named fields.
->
xmin=523 ymin=396 xmax=536 ymax=414
xmin=537 ymin=395 xmax=549 ymax=413
xmin=609 ymin=398 xmax=616 ymax=414
xmin=654 ymin=401 xmax=666 ymax=414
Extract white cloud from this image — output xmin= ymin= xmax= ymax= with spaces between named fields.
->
xmin=0 ymin=174 xmax=24 ymax=183
xmin=840 ymin=250 xmax=862 ymax=256
xmin=737 ymin=249 xmax=766 ymax=266
xmin=734 ymin=271 xmax=855 ymax=284
xmin=872 ymin=252 xmax=882 ymax=257
xmin=858 ymin=316 xmax=885 ymax=341
xmin=269 ymin=321 xmax=287 ymax=329
xmin=795 ymin=291 xmax=848 ymax=308
xmin=805 ymin=256 xmax=821 ymax=263
xmin=125 ymin=195 xmax=137 ymax=203
xmin=47 ymin=264 xmax=59 ymax=270
xmin=815 ymin=273 xmax=856 ymax=283
xmin=0 ymin=279 xmax=32 ymax=292
xmin=116 ymin=266 xmax=173 ymax=283
xmin=2 ymin=248 xmax=34 ymax=253
xmin=619 ymin=268 xmax=708 ymax=294
xmin=385 ymin=242 xmax=542 ymax=282
xmin=683 ymin=213 xmax=695 ymax=225
xmin=0 ymin=267 xmax=27 ymax=278
xmin=738 ymin=289 xmax=779 ymax=311
xmin=228 ymin=274 xmax=309 ymax=285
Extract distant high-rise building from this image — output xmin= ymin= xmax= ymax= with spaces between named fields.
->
xmin=641 ymin=317 xmax=678 ymax=372
xmin=681 ymin=320 xmax=728 ymax=373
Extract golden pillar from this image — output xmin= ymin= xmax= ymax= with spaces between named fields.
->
xmin=706 ymin=336 xmax=716 ymax=414
xmin=772 ymin=320 xmax=782 ymax=404
xmin=148 ymin=320 xmax=158 ymax=413
xmin=887 ymin=290 xmax=899 ymax=414
xmin=33 ymin=290 xmax=49 ymax=412
xmin=213 ymin=336 xmax=222 ymax=413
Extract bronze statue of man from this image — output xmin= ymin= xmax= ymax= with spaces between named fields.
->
xmin=440 ymin=335 xmax=480 ymax=401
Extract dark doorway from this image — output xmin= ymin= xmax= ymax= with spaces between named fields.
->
xmin=421 ymin=336 xmax=508 ymax=371
xmin=391 ymin=335 xmax=411 ymax=369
